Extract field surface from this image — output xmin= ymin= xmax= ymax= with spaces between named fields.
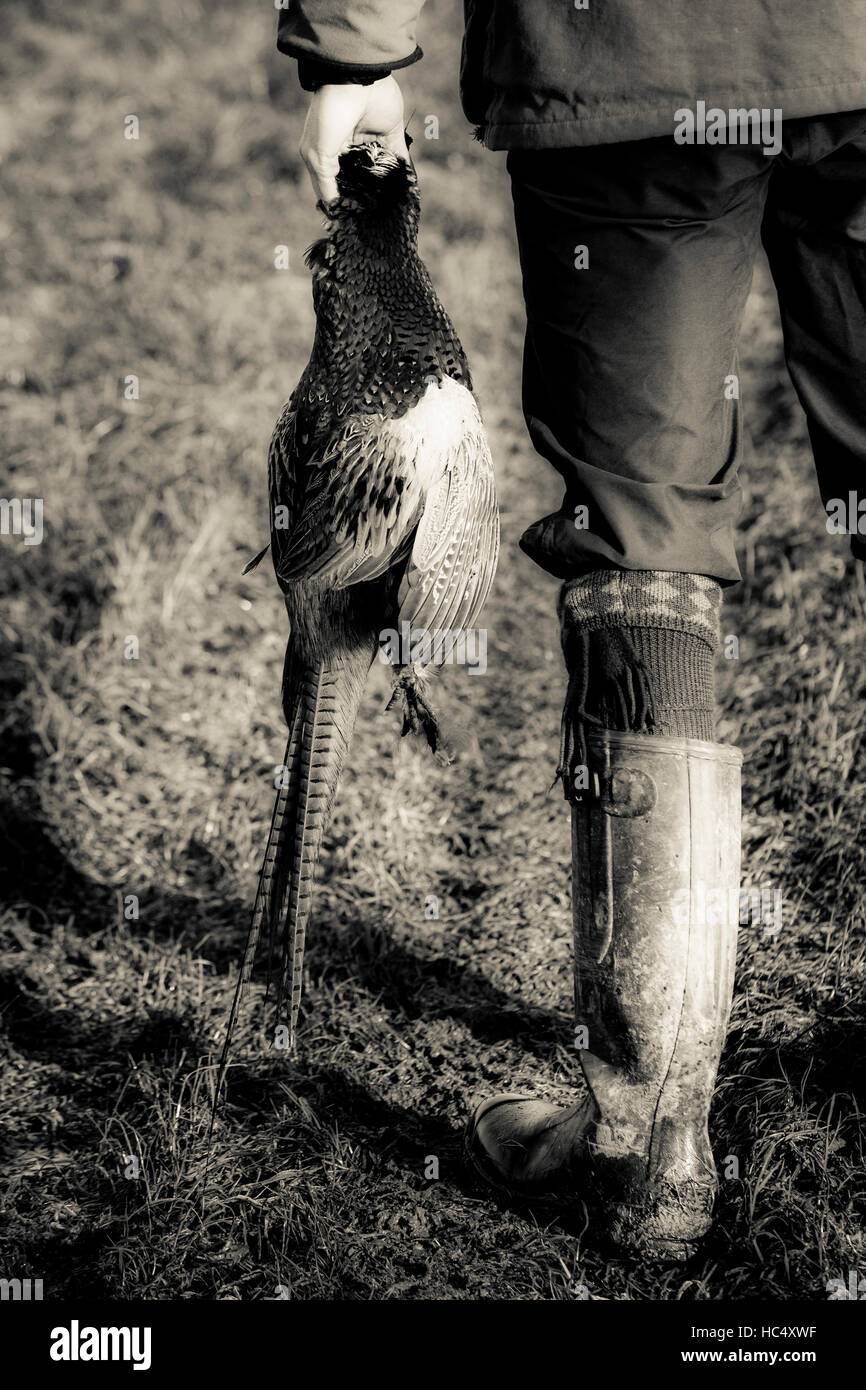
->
xmin=1 ymin=0 xmax=864 ymax=1300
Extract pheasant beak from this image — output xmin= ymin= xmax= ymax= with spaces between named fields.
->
xmin=359 ymin=143 xmax=402 ymax=177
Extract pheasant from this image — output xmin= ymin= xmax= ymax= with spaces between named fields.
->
xmin=226 ymin=142 xmax=499 ymax=1060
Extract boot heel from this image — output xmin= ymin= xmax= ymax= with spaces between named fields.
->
xmin=602 ymin=1180 xmax=717 ymax=1260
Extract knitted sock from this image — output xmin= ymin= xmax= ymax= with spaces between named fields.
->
xmin=558 ymin=570 xmax=722 ymax=796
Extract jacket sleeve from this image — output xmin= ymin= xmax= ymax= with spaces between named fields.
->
xmin=277 ymin=2 xmax=425 ymax=87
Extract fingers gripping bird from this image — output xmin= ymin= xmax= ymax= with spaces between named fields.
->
xmin=225 ymin=144 xmax=499 ymax=1061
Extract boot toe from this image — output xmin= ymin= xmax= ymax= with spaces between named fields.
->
xmin=466 ymin=1094 xmax=581 ymax=1191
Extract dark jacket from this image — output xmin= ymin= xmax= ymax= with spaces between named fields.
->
xmin=277 ymin=1 xmax=866 ymax=148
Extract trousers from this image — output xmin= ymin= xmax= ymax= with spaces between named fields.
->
xmin=509 ymin=110 xmax=866 ymax=584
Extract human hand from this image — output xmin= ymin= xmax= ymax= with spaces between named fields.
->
xmin=299 ymin=75 xmax=408 ymax=205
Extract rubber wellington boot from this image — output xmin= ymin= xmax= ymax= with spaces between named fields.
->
xmin=466 ymin=729 xmax=742 ymax=1260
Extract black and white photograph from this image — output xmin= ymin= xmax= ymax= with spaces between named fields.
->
xmin=2 ymin=0 xmax=865 ymax=1345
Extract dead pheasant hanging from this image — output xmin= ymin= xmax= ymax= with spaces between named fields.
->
xmin=227 ymin=142 xmax=499 ymax=1058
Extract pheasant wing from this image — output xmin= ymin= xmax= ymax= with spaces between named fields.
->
xmin=271 ymin=411 xmax=431 ymax=590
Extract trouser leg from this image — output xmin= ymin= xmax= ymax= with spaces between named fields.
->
xmin=760 ymin=110 xmax=866 ymax=559
xmin=508 ymin=138 xmax=771 ymax=585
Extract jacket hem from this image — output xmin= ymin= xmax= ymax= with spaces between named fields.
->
xmin=477 ymin=79 xmax=866 ymax=149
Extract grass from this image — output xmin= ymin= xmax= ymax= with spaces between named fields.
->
xmin=1 ymin=0 xmax=864 ymax=1300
